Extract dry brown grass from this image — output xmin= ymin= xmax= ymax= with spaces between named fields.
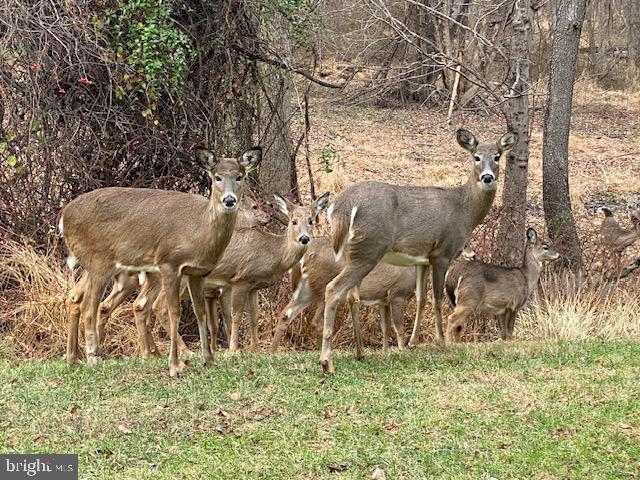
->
xmin=0 ymin=239 xmax=139 ymax=359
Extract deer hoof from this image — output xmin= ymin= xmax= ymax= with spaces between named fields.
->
xmin=321 ymin=358 xmax=335 ymax=374
xmin=203 ymin=357 xmax=215 ymax=367
xmin=65 ymin=355 xmax=80 ymax=366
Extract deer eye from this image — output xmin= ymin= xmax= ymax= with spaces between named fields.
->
xmin=309 ymin=219 xmax=313 ymax=226
xmin=236 ymin=176 xmax=243 ymax=182
xmin=542 ymin=246 xmax=549 ymax=251
xmin=474 ymin=155 xmax=481 ymax=162
xmin=292 ymin=220 xmax=298 ymax=226
xmin=493 ymin=154 xmax=501 ymax=161
xmin=214 ymin=175 xmax=222 ymax=182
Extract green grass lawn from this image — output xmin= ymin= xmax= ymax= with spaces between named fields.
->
xmin=1 ymin=340 xmax=639 ymax=479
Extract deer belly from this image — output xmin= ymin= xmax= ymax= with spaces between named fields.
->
xmin=382 ymin=252 xmax=430 ymax=266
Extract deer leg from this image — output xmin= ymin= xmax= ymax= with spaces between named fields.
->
xmin=321 ymin=261 xmax=377 ymax=374
xmin=139 ymin=279 xmax=162 ymax=357
xmin=271 ymin=275 xmax=313 ymax=352
xmin=408 ymin=264 xmax=430 ymax=347
xmin=497 ymin=313 xmax=508 ymax=340
xmin=98 ymin=275 xmax=136 ymax=346
xmin=152 ymin=289 xmax=191 ymax=356
xmin=80 ymin=268 xmax=112 ymax=367
xmin=160 ymin=268 xmax=183 ymax=378
xmin=446 ymin=304 xmax=472 ymax=343
xmin=247 ymin=290 xmax=260 ymax=352
xmin=229 ymin=284 xmax=250 ymax=352
xmin=506 ymin=310 xmax=517 ymax=340
xmin=205 ymin=295 xmax=218 ymax=352
xmin=187 ymin=276 xmax=214 ymax=366
xmin=431 ymin=259 xmax=449 ymax=344
xmin=390 ymin=297 xmax=407 ymax=348
xmin=65 ymin=273 xmax=86 ymax=365
xmin=219 ymin=289 xmax=232 ymax=341
xmin=347 ymin=288 xmax=365 ymax=360
xmin=132 ymin=286 xmax=154 ymax=359
xmin=379 ymin=305 xmax=389 ymax=351
xmin=311 ymin=303 xmax=325 ymax=349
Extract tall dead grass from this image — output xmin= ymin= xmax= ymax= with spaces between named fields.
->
xmin=518 ymin=272 xmax=640 ymax=340
xmin=0 ymin=239 xmax=139 ymax=359
xmin=1 ymin=239 xmax=638 ymax=361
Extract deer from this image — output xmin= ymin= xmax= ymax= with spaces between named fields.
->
xmin=319 ymin=128 xmax=518 ymax=373
xmin=444 ymin=228 xmax=559 ymax=341
xmin=60 ymin=146 xmax=262 ymax=377
xmin=270 ymin=236 xmax=416 ymax=353
xmin=65 ymin=192 xmax=270 ymax=360
xmin=146 ymin=192 xmax=330 ymax=353
xmin=597 ymin=206 xmax=640 ymax=274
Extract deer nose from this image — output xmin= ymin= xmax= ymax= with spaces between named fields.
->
xmin=299 ymin=235 xmax=310 ymax=245
xmin=222 ymin=194 xmax=237 ymax=208
xmin=481 ymin=173 xmax=494 ymax=184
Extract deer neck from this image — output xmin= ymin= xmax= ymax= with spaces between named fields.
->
xmin=462 ymin=173 xmax=497 ymax=229
xmin=520 ymin=250 xmax=543 ymax=297
xmin=204 ymin=198 xmax=239 ymax=261
xmin=277 ymin=231 xmax=308 ymax=272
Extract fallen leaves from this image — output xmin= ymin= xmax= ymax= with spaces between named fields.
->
xmin=328 ymin=464 xmax=347 ymax=473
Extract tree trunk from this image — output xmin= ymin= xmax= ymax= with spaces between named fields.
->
xmin=627 ymin=0 xmax=640 ymax=76
xmin=496 ymin=0 xmax=533 ymax=266
xmin=542 ymin=0 xmax=586 ymax=270
xmin=254 ymin=13 xmax=297 ymax=197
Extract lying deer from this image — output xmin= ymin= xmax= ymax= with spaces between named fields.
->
xmin=270 ymin=237 xmax=416 ymax=353
xmin=444 ymin=228 xmax=559 ymax=342
xmin=65 ymin=193 xmax=270 ymax=359
xmin=320 ymin=128 xmax=518 ymax=373
xmin=597 ymin=206 xmax=640 ymax=273
xmin=60 ymin=146 xmax=262 ymax=377
xmin=146 ymin=192 xmax=330 ymax=353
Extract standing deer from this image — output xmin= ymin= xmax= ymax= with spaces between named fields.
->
xmin=319 ymin=128 xmax=518 ymax=373
xmin=270 ymin=237 xmax=416 ymax=353
xmin=60 ymin=147 xmax=262 ymax=377
xmin=147 ymin=192 xmax=330 ymax=353
xmin=444 ymin=228 xmax=559 ymax=341
xmin=597 ymin=206 xmax=640 ymax=273
xmin=65 ymin=193 xmax=270 ymax=360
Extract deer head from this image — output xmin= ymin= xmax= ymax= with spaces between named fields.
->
xmin=526 ymin=228 xmax=560 ymax=264
xmin=274 ymin=192 xmax=330 ymax=246
xmin=195 ymin=147 xmax=262 ymax=213
xmin=456 ymin=129 xmax=518 ymax=191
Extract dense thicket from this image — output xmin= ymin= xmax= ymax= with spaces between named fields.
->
xmin=0 ymin=0 xmax=305 ymax=242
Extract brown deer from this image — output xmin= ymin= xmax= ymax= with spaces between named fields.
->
xmin=147 ymin=192 xmax=330 ymax=353
xmin=598 ymin=206 xmax=640 ymax=273
xmin=60 ymin=147 xmax=262 ymax=377
xmin=270 ymin=236 xmax=416 ymax=353
xmin=319 ymin=128 xmax=518 ymax=373
xmin=444 ymin=228 xmax=559 ymax=342
xmin=65 ymin=193 xmax=270 ymax=360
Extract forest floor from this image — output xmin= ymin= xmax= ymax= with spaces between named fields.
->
xmin=2 ymin=340 xmax=639 ymax=479
xmin=297 ymin=82 xmax=640 ymax=265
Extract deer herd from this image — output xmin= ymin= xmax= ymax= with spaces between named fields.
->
xmin=59 ymin=130 xmax=640 ymax=377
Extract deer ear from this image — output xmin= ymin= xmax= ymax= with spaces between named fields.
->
xmin=526 ymin=227 xmax=537 ymax=244
xmin=273 ymin=193 xmax=290 ymax=216
xmin=313 ymin=192 xmax=330 ymax=217
xmin=239 ymin=146 xmax=262 ymax=173
xmin=456 ymin=129 xmax=477 ymax=153
xmin=195 ymin=148 xmax=217 ymax=171
xmin=498 ymin=132 xmax=518 ymax=152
